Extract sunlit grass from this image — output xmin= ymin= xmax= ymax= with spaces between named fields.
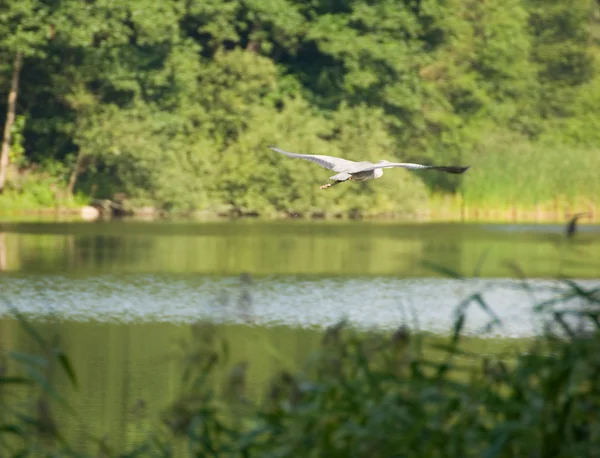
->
xmin=0 ymin=187 xmax=88 ymax=213
xmin=427 ymin=193 xmax=599 ymax=223
xmin=459 ymin=141 xmax=600 ymax=212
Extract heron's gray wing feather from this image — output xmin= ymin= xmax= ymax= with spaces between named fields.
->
xmin=358 ymin=162 xmax=470 ymax=174
xmin=269 ymin=146 xmax=357 ymax=172
xmin=330 ymin=172 xmax=352 ymax=181
xmin=358 ymin=162 xmax=431 ymax=171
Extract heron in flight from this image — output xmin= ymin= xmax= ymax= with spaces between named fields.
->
xmin=269 ymin=146 xmax=470 ymax=189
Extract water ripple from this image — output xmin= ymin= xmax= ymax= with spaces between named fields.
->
xmin=2 ymin=275 xmax=598 ymax=338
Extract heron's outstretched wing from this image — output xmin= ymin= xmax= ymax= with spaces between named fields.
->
xmin=358 ymin=162 xmax=470 ymax=174
xmin=269 ymin=146 xmax=358 ymax=173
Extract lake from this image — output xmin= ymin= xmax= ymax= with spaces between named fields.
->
xmin=1 ymin=219 xmax=599 ymax=451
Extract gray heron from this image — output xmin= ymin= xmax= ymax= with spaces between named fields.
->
xmin=566 ymin=212 xmax=592 ymax=238
xmin=269 ymin=146 xmax=470 ymax=189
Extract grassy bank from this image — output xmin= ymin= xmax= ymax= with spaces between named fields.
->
xmin=2 ymin=137 xmax=599 ymax=223
xmin=0 ymin=174 xmax=88 ymax=214
xmin=2 ymin=174 xmax=599 ymax=224
xmin=1 ymin=276 xmax=600 ymax=456
xmin=459 ymin=138 xmax=600 ymax=216
xmin=1 ymin=200 xmax=597 ymax=224
xmin=426 ymin=195 xmax=598 ymax=223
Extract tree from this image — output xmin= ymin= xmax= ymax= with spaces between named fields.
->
xmin=0 ymin=51 xmax=22 ymax=192
xmin=527 ymin=0 xmax=596 ymax=117
xmin=0 ymin=0 xmax=52 ymax=192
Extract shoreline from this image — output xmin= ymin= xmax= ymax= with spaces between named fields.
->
xmin=0 ymin=204 xmax=598 ymax=224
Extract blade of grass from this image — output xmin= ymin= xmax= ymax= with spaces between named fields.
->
xmin=553 ymin=312 xmax=575 ymax=339
xmin=472 ymin=294 xmax=503 ymax=330
xmin=5 ymin=302 xmax=47 ymax=350
xmin=0 ymin=424 xmax=24 ymax=436
xmin=421 ymin=260 xmax=464 ymax=280
xmin=560 ymin=279 xmax=600 ymax=304
xmin=0 ymin=376 xmax=33 ymax=385
xmin=54 ymin=349 xmax=78 ymax=389
xmin=8 ymin=351 xmax=49 ymax=368
xmin=452 ymin=313 xmax=466 ymax=345
xmin=473 ymin=248 xmax=490 ymax=278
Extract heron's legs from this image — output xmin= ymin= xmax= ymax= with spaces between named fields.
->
xmin=320 ymin=178 xmax=350 ymax=190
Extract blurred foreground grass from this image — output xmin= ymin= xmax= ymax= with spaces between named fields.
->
xmin=1 ymin=276 xmax=600 ymax=457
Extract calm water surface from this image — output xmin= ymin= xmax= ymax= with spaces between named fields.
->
xmin=1 ymin=220 xmax=599 ymax=450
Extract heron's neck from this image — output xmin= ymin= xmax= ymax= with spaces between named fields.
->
xmin=374 ymin=169 xmax=384 ymax=179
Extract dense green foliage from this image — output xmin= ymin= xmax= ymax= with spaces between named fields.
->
xmin=1 ymin=279 xmax=600 ymax=456
xmin=1 ymin=0 xmax=600 ymax=216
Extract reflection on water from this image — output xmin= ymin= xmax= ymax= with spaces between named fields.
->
xmin=0 ymin=220 xmax=599 ymax=452
xmin=1 ymin=220 xmax=599 ymax=277
xmin=1 ymin=220 xmax=599 ymax=337
xmin=2 ymin=274 xmax=599 ymax=338
xmin=0 ymin=232 xmax=5 ymax=271
xmin=0 ymin=319 xmax=325 ymax=454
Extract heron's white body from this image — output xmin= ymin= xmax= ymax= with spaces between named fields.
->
xmin=330 ymin=168 xmax=384 ymax=182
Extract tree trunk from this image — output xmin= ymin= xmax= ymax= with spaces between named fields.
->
xmin=0 ymin=51 xmax=23 ymax=193
xmin=246 ymin=22 xmax=261 ymax=53
xmin=67 ymin=151 xmax=86 ymax=195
